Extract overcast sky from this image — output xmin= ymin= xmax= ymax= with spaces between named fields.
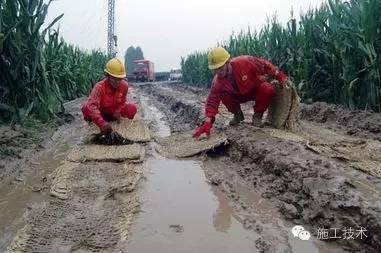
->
xmin=46 ymin=0 xmax=325 ymax=71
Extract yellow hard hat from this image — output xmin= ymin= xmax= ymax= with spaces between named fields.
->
xmin=104 ymin=58 xmax=126 ymax=78
xmin=208 ymin=47 xmax=230 ymax=70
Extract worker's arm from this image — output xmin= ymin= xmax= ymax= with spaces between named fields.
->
xmin=254 ymin=58 xmax=288 ymax=84
xmin=87 ymin=84 xmax=110 ymax=132
xmin=193 ymin=78 xmax=221 ymax=138
xmin=204 ymin=77 xmax=223 ymax=120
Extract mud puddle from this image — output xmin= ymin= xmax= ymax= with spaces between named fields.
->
xmin=0 ymin=100 xmax=86 ymax=251
xmin=128 ymin=94 xmax=257 ymax=252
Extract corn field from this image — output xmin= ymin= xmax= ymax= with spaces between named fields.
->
xmin=181 ymin=0 xmax=381 ymax=112
xmin=0 ymin=0 xmax=108 ymax=123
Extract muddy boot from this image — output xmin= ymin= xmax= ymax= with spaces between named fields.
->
xmin=229 ymin=108 xmax=244 ymax=126
xmin=262 ymin=113 xmax=272 ymax=127
xmin=252 ymin=112 xmax=264 ymax=127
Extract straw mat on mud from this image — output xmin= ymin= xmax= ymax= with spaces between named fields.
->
xmin=305 ymin=139 xmax=381 ymax=178
xmin=9 ymin=190 xmax=139 ymax=252
xmin=49 ymin=162 xmax=79 ymax=200
xmin=67 ymin=144 xmax=145 ymax=163
xmin=156 ymin=132 xmax=229 ymax=158
xmin=9 ymin=161 xmax=143 ymax=252
xmin=263 ymin=127 xmax=381 ymax=178
xmin=50 ymin=162 xmax=144 ymax=200
xmin=89 ymin=119 xmax=151 ymax=142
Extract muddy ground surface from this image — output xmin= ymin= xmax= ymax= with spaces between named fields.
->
xmin=1 ymin=98 xmax=143 ymax=252
xmin=137 ymin=81 xmax=381 ymax=253
xmin=0 ymin=114 xmax=74 ymax=183
xmin=300 ymin=102 xmax=381 ymax=141
xmin=0 ymin=81 xmax=380 ymax=252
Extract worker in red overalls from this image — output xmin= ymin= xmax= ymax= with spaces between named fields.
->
xmin=81 ymin=58 xmax=137 ymax=134
xmin=193 ymin=47 xmax=288 ymax=138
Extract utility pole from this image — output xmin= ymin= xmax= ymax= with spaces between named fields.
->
xmin=107 ymin=0 xmax=117 ymax=57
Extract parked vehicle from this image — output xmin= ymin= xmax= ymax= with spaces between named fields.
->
xmin=133 ymin=60 xmax=155 ymax=82
xmin=169 ymin=68 xmax=182 ymax=81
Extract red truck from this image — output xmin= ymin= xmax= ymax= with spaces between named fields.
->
xmin=132 ymin=60 xmax=155 ymax=82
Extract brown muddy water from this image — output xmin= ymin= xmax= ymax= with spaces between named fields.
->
xmin=128 ymin=95 xmax=257 ymax=252
xmin=128 ymin=157 xmax=258 ymax=253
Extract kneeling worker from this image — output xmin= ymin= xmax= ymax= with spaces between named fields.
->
xmin=82 ymin=58 xmax=137 ymax=134
xmin=194 ymin=47 xmax=289 ymax=138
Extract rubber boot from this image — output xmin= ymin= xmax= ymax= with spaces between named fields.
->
xmin=252 ymin=112 xmax=264 ymax=127
xmin=229 ymin=108 xmax=244 ymax=126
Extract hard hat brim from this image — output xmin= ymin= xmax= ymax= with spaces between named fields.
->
xmin=104 ymin=69 xmax=126 ymax=78
xmin=208 ymin=56 xmax=230 ymax=70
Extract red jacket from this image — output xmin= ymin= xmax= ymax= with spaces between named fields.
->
xmin=205 ymin=56 xmax=287 ymax=118
xmin=84 ymin=78 xmax=128 ymax=127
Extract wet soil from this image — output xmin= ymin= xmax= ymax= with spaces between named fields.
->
xmin=300 ymin=102 xmax=381 ymax=141
xmin=136 ymin=82 xmax=381 ymax=252
xmin=0 ymin=98 xmax=88 ymax=250
xmin=0 ymin=119 xmax=68 ymax=182
xmin=1 ymin=86 xmax=277 ymax=253
xmin=1 ymin=81 xmax=380 ymax=252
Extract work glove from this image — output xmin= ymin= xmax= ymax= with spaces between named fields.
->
xmin=193 ymin=121 xmax=213 ymax=138
xmin=100 ymin=123 xmax=113 ymax=135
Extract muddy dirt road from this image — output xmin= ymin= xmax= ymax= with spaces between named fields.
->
xmin=136 ymin=81 xmax=381 ymax=252
xmin=0 ymin=81 xmax=380 ymax=252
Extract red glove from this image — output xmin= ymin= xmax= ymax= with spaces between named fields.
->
xmin=193 ymin=121 xmax=213 ymax=138
xmin=100 ymin=123 xmax=112 ymax=134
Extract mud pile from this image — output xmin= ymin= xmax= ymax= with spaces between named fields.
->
xmin=224 ymin=125 xmax=381 ymax=252
xmin=0 ymin=98 xmax=85 ymax=182
xmin=0 ymin=125 xmax=50 ymax=181
xmin=300 ymin=102 xmax=381 ymax=141
xmin=137 ymin=83 xmax=203 ymax=132
xmin=88 ymin=132 xmax=133 ymax=145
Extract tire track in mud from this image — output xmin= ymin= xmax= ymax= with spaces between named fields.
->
xmin=136 ymin=82 xmax=381 ymax=252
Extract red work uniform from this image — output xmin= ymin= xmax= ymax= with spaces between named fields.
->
xmin=205 ymin=56 xmax=287 ymax=119
xmin=81 ymin=78 xmax=137 ymax=129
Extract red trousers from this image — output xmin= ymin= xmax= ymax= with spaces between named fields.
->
xmin=221 ymin=82 xmax=275 ymax=113
xmin=81 ymin=102 xmax=137 ymax=126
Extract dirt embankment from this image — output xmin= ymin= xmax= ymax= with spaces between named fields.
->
xmin=0 ymin=113 xmax=75 ymax=183
xmin=300 ymin=102 xmax=381 ymax=141
xmin=137 ymin=83 xmax=204 ymax=132
xmin=137 ymin=82 xmax=381 ymax=252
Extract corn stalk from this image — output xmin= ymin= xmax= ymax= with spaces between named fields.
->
xmin=0 ymin=0 xmax=108 ymax=123
xmin=181 ymin=0 xmax=381 ymax=112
